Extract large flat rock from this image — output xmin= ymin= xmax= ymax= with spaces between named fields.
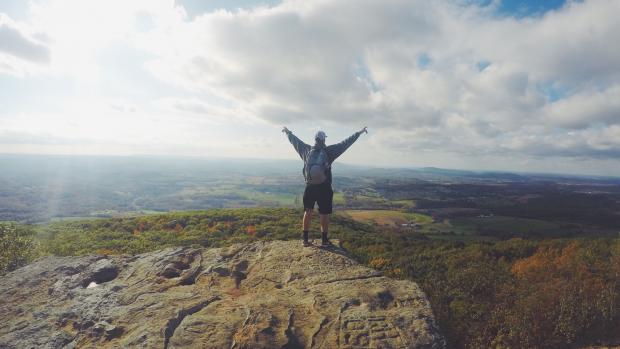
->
xmin=0 ymin=240 xmax=445 ymax=348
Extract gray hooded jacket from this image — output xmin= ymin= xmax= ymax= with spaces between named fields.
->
xmin=285 ymin=130 xmax=362 ymax=185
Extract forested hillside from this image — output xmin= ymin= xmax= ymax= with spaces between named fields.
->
xmin=2 ymin=208 xmax=618 ymax=348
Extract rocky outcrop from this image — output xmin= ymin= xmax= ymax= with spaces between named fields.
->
xmin=0 ymin=240 xmax=445 ymax=348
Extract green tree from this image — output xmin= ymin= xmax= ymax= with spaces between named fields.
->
xmin=0 ymin=223 xmax=39 ymax=275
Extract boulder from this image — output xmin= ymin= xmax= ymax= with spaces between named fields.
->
xmin=0 ymin=240 xmax=445 ymax=348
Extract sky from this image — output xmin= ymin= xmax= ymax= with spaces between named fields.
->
xmin=0 ymin=0 xmax=619 ymax=176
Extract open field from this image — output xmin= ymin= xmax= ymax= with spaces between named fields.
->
xmin=333 ymin=191 xmax=346 ymax=205
xmin=1 ymin=155 xmax=618 ymax=240
xmin=342 ymin=209 xmax=433 ymax=227
xmin=340 ymin=208 xmax=619 ymax=241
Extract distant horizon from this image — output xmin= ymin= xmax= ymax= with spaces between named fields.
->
xmin=2 ymin=152 xmax=618 ymax=179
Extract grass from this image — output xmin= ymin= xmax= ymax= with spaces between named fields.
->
xmin=242 ymin=191 xmax=297 ymax=206
xmin=342 ymin=209 xmax=433 ymax=227
xmin=49 ymin=216 xmax=94 ymax=222
xmin=49 ymin=209 xmax=167 ymax=222
xmin=392 ymin=199 xmax=416 ymax=208
xmin=354 ymin=194 xmax=386 ymax=203
xmin=177 ymin=185 xmax=298 ymax=206
xmin=333 ymin=191 xmax=346 ymax=205
xmin=425 ymin=233 xmax=499 ymax=242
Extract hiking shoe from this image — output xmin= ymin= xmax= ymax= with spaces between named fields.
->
xmin=321 ymin=239 xmax=333 ymax=247
xmin=303 ymin=240 xmax=313 ymax=247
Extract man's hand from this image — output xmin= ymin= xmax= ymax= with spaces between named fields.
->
xmin=359 ymin=126 xmax=368 ymax=134
xmin=282 ymin=126 xmax=290 ymax=134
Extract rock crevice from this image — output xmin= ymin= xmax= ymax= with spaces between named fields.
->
xmin=163 ymin=297 xmax=220 ymax=349
xmin=0 ymin=240 xmax=445 ymax=348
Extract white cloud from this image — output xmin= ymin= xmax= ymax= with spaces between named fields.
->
xmin=137 ymin=0 xmax=620 ymax=165
xmin=1 ymin=0 xmax=619 ymax=174
xmin=0 ymin=13 xmax=50 ymax=75
xmin=544 ymin=85 xmax=620 ymax=129
xmin=0 ymin=14 xmax=49 ymax=63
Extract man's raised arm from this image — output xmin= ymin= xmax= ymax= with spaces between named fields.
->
xmin=326 ymin=127 xmax=368 ymax=162
xmin=282 ymin=127 xmax=310 ymax=160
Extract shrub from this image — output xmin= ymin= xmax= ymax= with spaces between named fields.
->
xmin=0 ymin=223 xmax=38 ymax=275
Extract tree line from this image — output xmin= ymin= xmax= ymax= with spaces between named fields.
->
xmin=1 ymin=208 xmax=618 ymax=348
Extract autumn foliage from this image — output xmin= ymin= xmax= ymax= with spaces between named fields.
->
xmin=16 ymin=208 xmax=620 ymax=348
xmin=494 ymin=241 xmax=620 ymax=348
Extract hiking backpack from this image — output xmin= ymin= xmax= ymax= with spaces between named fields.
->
xmin=304 ymin=146 xmax=330 ymax=185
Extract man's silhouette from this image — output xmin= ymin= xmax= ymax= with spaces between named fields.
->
xmin=282 ymin=126 xmax=368 ymax=246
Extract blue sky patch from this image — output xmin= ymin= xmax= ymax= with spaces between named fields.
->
xmin=477 ymin=61 xmax=491 ymax=72
xmin=417 ymin=53 xmax=431 ymax=69
xmin=539 ymin=82 xmax=572 ymax=102
xmin=477 ymin=0 xmax=568 ymax=18
xmin=354 ymin=57 xmax=379 ymax=92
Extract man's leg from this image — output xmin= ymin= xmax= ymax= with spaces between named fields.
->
xmin=302 ymin=184 xmax=316 ymax=246
xmin=317 ymin=184 xmax=334 ymax=246
xmin=303 ymin=208 xmax=313 ymax=232
xmin=320 ymin=214 xmax=330 ymax=245
xmin=302 ymin=208 xmax=313 ymax=246
xmin=319 ymin=214 xmax=329 ymax=233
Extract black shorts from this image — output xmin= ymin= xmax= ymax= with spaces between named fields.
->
xmin=303 ymin=182 xmax=333 ymax=214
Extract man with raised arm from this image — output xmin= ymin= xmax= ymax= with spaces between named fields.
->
xmin=282 ymin=126 xmax=368 ymax=247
